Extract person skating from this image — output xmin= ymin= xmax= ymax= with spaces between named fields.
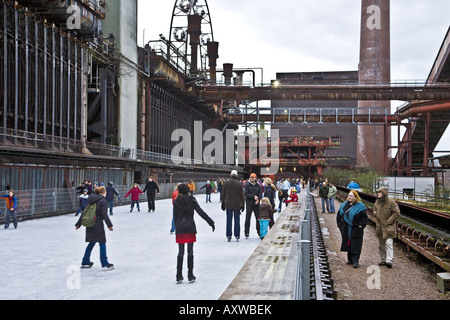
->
xmin=173 ymin=184 xmax=215 ymax=283
xmin=221 ymin=170 xmax=245 ymax=242
xmin=75 ymin=186 xmax=114 ymax=270
xmin=143 ymin=176 xmax=160 ymax=212
xmin=0 ymin=190 xmax=18 ymax=229
xmin=75 ymin=189 xmax=89 ymax=216
xmin=105 ymin=182 xmax=121 ymax=215
xmin=125 ymin=183 xmax=143 ymax=212
xmin=200 ymin=181 xmax=213 ymax=203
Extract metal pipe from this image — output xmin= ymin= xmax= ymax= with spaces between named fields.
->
xmin=43 ymin=24 xmax=47 ymax=136
xmin=14 ymin=6 xmax=18 ymax=140
xmin=51 ymin=26 xmax=55 ymax=142
xmin=25 ymin=11 xmax=29 ymax=133
xmin=74 ymin=41 xmax=78 ymax=141
xmin=34 ymin=20 xmax=39 ymax=141
xmin=67 ymin=37 xmax=71 ymax=140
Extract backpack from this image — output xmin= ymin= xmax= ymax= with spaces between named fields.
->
xmin=81 ymin=203 xmax=97 ymax=227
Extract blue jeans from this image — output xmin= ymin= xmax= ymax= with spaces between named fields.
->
xmin=206 ymin=194 xmax=211 ymax=202
xmin=321 ymin=197 xmax=330 ymax=212
xmin=82 ymin=242 xmax=109 ymax=267
xmin=226 ymin=209 xmax=241 ymax=239
xmin=170 ymin=208 xmax=175 ymax=233
xmin=4 ymin=209 xmax=17 ymax=228
xmin=107 ymin=200 xmax=114 ymax=214
xmin=76 ymin=205 xmax=86 ymax=215
xmin=329 ymin=198 xmax=335 ymax=213
xmin=130 ymin=200 xmax=140 ymax=210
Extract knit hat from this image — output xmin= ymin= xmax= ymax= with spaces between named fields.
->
xmin=178 ymin=183 xmax=190 ymax=194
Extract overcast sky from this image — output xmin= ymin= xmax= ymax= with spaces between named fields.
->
xmin=138 ymin=0 xmax=449 ymax=82
xmin=137 ymin=0 xmax=450 ymax=153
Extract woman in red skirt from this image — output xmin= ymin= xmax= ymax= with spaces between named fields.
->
xmin=173 ymin=183 xmax=215 ymax=283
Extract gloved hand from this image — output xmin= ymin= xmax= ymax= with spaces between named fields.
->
xmin=240 ymin=206 xmax=245 ymax=212
xmin=221 ymin=203 xmax=225 ymax=211
xmin=211 ymin=224 xmax=215 ymax=232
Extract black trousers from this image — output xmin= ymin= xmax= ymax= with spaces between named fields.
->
xmin=147 ymin=194 xmax=155 ymax=211
xmin=245 ymin=205 xmax=260 ymax=236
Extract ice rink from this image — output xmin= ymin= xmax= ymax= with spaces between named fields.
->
xmin=0 ymin=193 xmax=263 ymax=300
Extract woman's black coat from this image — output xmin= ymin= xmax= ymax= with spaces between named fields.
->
xmin=336 ymin=201 xmax=368 ymax=255
xmin=174 ymin=194 xmax=214 ymax=235
xmin=76 ymin=194 xmax=113 ymax=243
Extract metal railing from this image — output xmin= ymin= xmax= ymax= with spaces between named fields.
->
xmin=295 ymin=189 xmax=335 ymax=300
xmin=295 ymin=191 xmax=312 ymax=300
xmin=0 ymin=127 xmax=237 ymax=171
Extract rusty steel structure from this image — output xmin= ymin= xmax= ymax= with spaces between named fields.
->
xmin=1 ymin=0 xmax=449 ymax=191
xmin=194 ymin=82 xmax=450 ymax=103
xmin=0 ymin=0 xmax=236 ymax=191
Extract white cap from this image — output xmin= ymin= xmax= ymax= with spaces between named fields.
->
xmin=231 ymin=170 xmax=238 ymax=176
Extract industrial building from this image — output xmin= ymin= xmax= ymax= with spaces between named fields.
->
xmin=1 ymin=0 xmax=449 ymax=193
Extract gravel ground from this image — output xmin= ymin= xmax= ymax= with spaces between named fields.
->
xmin=314 ymin=196 xmax=450 ymax=300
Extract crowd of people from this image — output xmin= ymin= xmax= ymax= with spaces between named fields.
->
xmin=2 ymin=173 xmax=401 ymax=282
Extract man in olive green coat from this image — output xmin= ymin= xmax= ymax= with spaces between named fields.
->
xmin=373 ymin=188 xmax=400 ymax=268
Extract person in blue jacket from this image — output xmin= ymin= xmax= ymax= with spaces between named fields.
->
xmin=106 ymin=182 xmax=121 ymax=215
xmin=0 ymin=190 xmax=18 ymax=229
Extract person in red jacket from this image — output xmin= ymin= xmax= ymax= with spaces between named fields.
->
xmin=0 ymin=190 xmax=18 ymax=229
xmin=170 ymin=183 xmax=180 ymax=234
xmin=284 ymin=189 xmax=298 ymax=207
xmin=125 ymin=183 xmax=143 ymax=212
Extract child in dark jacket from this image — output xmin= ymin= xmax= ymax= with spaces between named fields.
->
xmin=125 ymin=183 xmax=143 ymax=212
xmin=75 ymin=189 xmax=89 ymax=216
xmin=259 ymin=197 xmax=277 ymax=239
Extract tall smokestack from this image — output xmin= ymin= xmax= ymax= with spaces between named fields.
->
xmin=188 ymin=14 xmax=202 ymax=75
xmin=358 ymin=0 xmax=391 ymax=173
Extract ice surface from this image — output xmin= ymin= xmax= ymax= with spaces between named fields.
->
xmin=0 ymin=193 xmax=262 ymax=300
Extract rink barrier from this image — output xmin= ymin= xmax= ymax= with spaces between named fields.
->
xmin=0 ymin=181 xmax=209 ymax=223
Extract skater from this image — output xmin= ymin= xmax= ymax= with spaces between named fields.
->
xmin=221 ymin=170 xmax=245 ymax=242
xmin=75 ymin=186 xmax=114 ymax=270
xmin=143 ymin=176 xmax=160 ymax=212
xmin=0 ymin=190 xmax=18 ymax=229
xmin=259 ymin=198 xmax=277 ymax=240
xmin=105 ymin=182 xmax=121 ymax=215
xmin=187 ymin=180 xmax=195 ymax=195
xmin=200 ymin=181 xmax=212 ymax=203
xmin=336 ymin=190 xmax=368 ymax=268
xmin=75 ymin=189 xmax=89 ymax=216
xmin=125 ymin=183 xmax=143 ymax=212
xmin=173 ymin=183 xmax=215 ymax=283
xmin=373 ymin=188 xmax=400 ymax=268
xmin=244 ymin=173 xmax=261 ymax=238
